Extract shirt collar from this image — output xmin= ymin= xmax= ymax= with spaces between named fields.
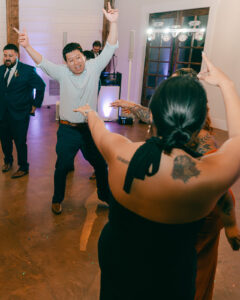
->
xmin=11 ymin=61 xmax=18 ymax=73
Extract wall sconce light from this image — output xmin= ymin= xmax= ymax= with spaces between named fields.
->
xmin=178 ymin=32 xmax=188 ymax=42
xmin=194 ymin=31 xmax=205 ymax=41
xmin=162 ymin=33 xmax=171 ymax=42
xmin=147 ymin=28 xmax=155 ymax=41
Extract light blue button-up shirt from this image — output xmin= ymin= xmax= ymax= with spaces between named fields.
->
xmin=37 ymin=42 xmax=118 ymax=123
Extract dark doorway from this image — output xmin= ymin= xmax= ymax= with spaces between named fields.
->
xmin=141 ymin=8 xmax=209 ymax=107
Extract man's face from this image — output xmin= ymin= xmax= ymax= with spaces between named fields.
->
xmin=65 ymin=50 xmax=86 ymax=75
xmin=3 ymin=49 xmax=18 ymax=68
xmin=93 ymin=46 xmax=101 ymax=54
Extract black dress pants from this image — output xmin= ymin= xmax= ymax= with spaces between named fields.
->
xmin=0 ymin=113 xmax=30 ymax=171
xmin=52 ymin=123 xmax=110 ymax=204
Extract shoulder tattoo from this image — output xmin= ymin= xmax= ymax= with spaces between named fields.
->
xmin=172 ymin=155 xmax=200 ymax=183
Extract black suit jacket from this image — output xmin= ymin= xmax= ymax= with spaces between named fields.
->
xmin=91 ymin=49 xmax=102 ymax=57
xmin=0 ymin=61 xmax=46 ymax=120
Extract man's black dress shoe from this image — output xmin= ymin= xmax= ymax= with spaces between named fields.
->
xmin=52 ymin=203 xmax=62 ymax=215
xmin=89 ymin=171 xmax=96 ymax=180
xmin=11 ymin=169 xmax=28 ymax=179
xmin=2 ymin=163 xmax=12 ymax=173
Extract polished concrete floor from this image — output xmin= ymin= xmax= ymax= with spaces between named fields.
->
xmin=0 ymin=106 xmax=239 ymax=300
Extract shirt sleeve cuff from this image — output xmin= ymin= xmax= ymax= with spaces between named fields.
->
xmin=106 ymin=41 xmax=119 ymax=49
xmin=36 ymin=56 xmax=45 ymax=68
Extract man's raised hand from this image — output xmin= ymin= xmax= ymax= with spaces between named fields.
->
xmin=102 ymin=2 xmax=119 ymax=23
xmin=13 ymin=28 xmax=30 ymax=48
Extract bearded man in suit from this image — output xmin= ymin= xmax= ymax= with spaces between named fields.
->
xmin=0 ymin=43 xmax=45 ymax=178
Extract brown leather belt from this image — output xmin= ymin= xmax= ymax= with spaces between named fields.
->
xmin=60 ymin=120 xmax=88 ymax=128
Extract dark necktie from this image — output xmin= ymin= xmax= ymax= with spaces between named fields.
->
xmin=4 ymin=68 xmax=11 ymax=87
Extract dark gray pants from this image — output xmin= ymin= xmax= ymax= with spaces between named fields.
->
xmin=52 ymin=123 xmax=110 ymax=204
xmin=0 ymin=114 xmax=30 ymax=171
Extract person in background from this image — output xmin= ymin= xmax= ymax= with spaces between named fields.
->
xmin=0 ymin=43 xmax=45 ymax=178
xmin=83 ymin=50 xmax=95 ymax=60
xmin=91 ymin=40 xmax=102 ymax=57
xmin=16 ymin=2 xmax=118 ymax=214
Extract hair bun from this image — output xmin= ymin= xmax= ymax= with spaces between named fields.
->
xmin=163 ymin=128 xmax=191 ymax=151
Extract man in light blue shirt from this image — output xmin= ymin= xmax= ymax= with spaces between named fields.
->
xmin=16 ymin=3 xmax=119 ymax=214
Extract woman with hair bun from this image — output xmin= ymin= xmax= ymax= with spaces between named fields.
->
xmin=111 ymin=67 xmax=239 ymax=300
xmin=74 ymin=54 xmax=240 ymax=300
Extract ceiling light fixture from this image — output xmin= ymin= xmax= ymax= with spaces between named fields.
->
xmin=147 ymin=20 xmax=205 ymax=43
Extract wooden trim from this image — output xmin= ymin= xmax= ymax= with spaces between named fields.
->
xmin=149 ymin=60 xmax=171 ymax=63
xmin=176 ymin=61 xmax=201 ymax=65
xmin=150 ymin=7 xmax=209 ymax=20
xmin=178 ymin=46 xmax=204 ymax=49
xmin=6 ymin=0 xmax=19 ymax=45
xmin=149 ymin=46 xmax=171 ymax=49
xmin=147 ymin=74 xmax=168 ymax=77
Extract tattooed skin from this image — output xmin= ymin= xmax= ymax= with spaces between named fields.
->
xmin=129 ymin=105 xmax=151 ymax=124
xmin=172 ymin=155 xmax=200 ymax=183
xmin=196 ymin=141 xmax=212 ymax=154
xmin=117 ymin=156 xmax=129 ymax=165
xmin=196 ymin=132 xmax=217 ymax=154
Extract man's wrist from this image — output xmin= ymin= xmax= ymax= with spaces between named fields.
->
xmin=85 ymin=109 xmax=94 ymax=114
xmin=84 ymin=109 xmax=94 ymax=119
xmin=25 ymin=45 xmax=32 ymax=51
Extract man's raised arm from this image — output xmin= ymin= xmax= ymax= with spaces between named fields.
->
xmin=14 ymin=28 xmax=42 ymax=64
xmin=103 ymin=2 xmax=118 ymax=45
xmin=14 ymin=28 xmax=62 ymax=81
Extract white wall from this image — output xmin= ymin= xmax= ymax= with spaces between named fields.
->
xmin=117 ymin=0 xmax=240 ymax=130
xmin=19 ymin=0 xmax=104 ymax=105
xmin=0 ymin=0 xmax=7 ymax=62
xmin=7 ymin=0 xmax=240 ymax=128
xmin=204 ymin=0 xmax=240 ymax=129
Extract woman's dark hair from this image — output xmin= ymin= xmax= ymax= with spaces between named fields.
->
xmin=173 ymin=67 xmax=213 ymax=133
xmin=62 ymin=43 xmax=83 ymax=61
xmin=173 ymin=67 xmax=198 ymax=78
xmin=3 ymin=43 xmax=19 ymax=53
xmin=149 ymin=76 xmax=207 ymax=154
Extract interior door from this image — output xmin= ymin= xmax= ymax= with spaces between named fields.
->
xmin=141 ymin=8 xmax=209 ymax=108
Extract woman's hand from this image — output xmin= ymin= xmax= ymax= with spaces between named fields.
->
xmin=110 ymin=99 xmax=136 ymax=109
xmin=198 ymin=52 xmax=233 ymax=87
xmin=225 ymin=225 xmax=240 ymax=251
xmin=111 ymin=99 xmax=137 ymax=114
xmin=73 ymin=104 xmax=92 ymax=117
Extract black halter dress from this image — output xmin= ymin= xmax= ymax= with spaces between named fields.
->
xmin=98 ymin=137 xmax=203 ymax=300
